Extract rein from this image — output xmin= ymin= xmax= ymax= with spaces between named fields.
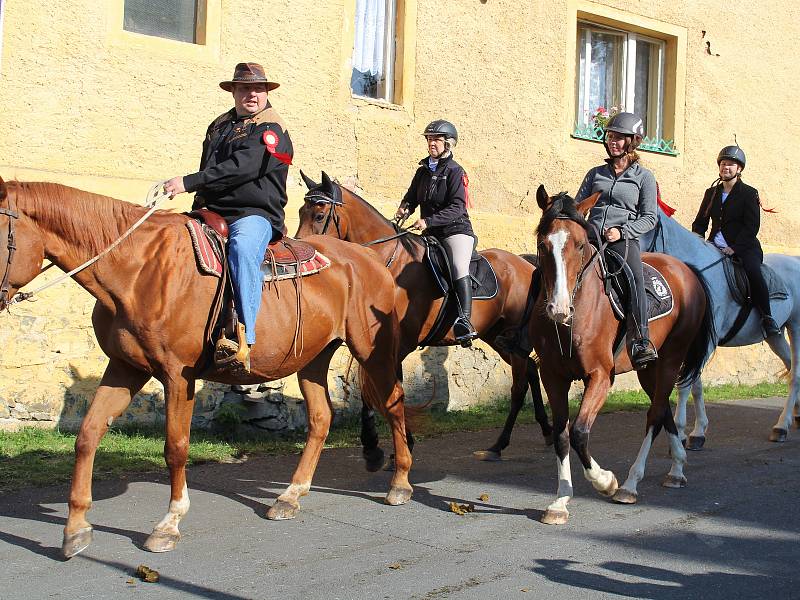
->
xmin=3 ymin=181 xmax=171 ymax=309
xmin=0 ymin=201 xmax=19 ymax=309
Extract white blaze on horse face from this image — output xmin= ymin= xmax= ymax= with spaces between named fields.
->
xmin=547 ymin=229 xmax=572 ymax=322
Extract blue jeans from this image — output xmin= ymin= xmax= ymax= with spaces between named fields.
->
xmin=228 ymin=215 xmax=272 ymax=345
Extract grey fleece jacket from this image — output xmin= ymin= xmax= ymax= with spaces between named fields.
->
xmin=575 ymin=160 xmax=657 ymax=240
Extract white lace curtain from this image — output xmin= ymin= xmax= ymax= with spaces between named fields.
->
xmin=352 ymin=0 xmax=386 ymax=77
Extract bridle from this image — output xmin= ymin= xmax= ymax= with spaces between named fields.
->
xmin=304 ymin=191 xmax=411 ymax=269
xmin=0 ymin=195 xmax=19 ymax=310
xmin=538 ymin=216 xmax=602 ymax=356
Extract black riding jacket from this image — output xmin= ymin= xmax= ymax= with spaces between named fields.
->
xmin=400 ymin=154 xmax=474 ymax=238
xmin=184 ymin=102 xmax=293 ymax=230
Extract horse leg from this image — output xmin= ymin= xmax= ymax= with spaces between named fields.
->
xmin=473 ymin=354 xmax=529 ymax=461
xmin=767 ymin=329 xmax=797 ymax=442
xmin=569 ymin=372 xmax=619 ymax=499
xmin=143 ymin=375 xmax=197 ymax=552
xmin=540 ymin=373 xmax=572 ymax=525
xmin=686 ymin=377 xmax=708 ymax=451
xmin=360 ymin=404 xmax=385 ymax=472
xmin=268 ymin=342 xmax=339 ymax=520
xmin=674 ymin=382 xmax=690 ymax=446
xmin=62 ymin=360 xmax=150 ymax=558
xmin=528 ymin=358 xmax=553 ymax=445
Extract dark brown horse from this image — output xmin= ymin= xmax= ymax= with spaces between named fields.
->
xmin=0 ymin=178 xmax=411 ymax=558
xmin=530 ymin=186 xmax=712 ymax=524
xmin=295 ymin=172 xmax=551 ymax=462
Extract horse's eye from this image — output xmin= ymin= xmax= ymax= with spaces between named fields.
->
xmin=577 ymin=242 xmax=585 ymax=252
xmin=314 ymin=213 xmax=325 ymax=222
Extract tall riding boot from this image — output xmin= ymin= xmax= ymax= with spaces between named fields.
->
xmin=453 ymin=276 xmax=479 ymax=347
xmin=628 ymin=282 xmax=658 ymax=370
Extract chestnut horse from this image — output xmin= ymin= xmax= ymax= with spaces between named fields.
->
xmin=295 ymin=172 xmax=551 ymax=461
xmin=0 ymin=178 xmax=411 ymax=558
xmin=530 ymin=186 xmax=712 ymax=524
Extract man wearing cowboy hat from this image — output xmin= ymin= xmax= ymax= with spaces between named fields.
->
xmin=164 ymin=62 xmax=293 ymax=373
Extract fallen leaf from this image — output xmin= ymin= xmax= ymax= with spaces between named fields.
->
xmin=478 ymin=494 xmax=489 ymax=502
xmin=388 ymin=562 xmax=402 ymax=570
xmin=126 ymin=578 xmax=136 ymax=585
xmin=448 ymin=502 xmax=476 ymax=515
xmin=136 ymin=565 xmax=160 ymax=583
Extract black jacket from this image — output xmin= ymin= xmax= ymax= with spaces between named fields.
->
xmin=401 ymin=154 xmax=474 ymax=238
xmin=184 ymin=102 xmax=293 ymax=230
xmin=691 ymin=178 xmax=763 ymax=262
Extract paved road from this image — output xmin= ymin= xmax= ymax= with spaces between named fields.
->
xmin=1 ymin=397 xmax=799 ymax=599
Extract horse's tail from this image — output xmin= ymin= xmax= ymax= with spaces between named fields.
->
xmin=676 ymin=265 xmax=717 ymax=387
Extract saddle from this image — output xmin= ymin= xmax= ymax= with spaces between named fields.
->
xmin=417 ymin=236 xmax=498 ymax=347
xmin=186 ymin=209 xmax=330 ymax=281
xmin=603 ymin=247 xmax=674 ymax=323
xmin=722 ymin=257 xmax=788 ymax=306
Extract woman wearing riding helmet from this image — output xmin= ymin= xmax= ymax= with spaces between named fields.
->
xmin=575 ymin=112 xmax=659 ymax=369
xmin=395 ymin=119 xmax=478 ymax=347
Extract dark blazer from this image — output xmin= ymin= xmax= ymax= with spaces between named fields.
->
xmin=400 ymin=154 xmax=475 ymax=238
xmin=691 ymin=179 xmax=763 ymax=262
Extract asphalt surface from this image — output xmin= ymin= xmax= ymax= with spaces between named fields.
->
xmin=1 ymin=397 xmax=799 ymax=600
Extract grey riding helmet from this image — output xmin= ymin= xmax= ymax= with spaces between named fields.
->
xmin=423 ymin=119 xmax=458 ymax=147
xmin=604 ymin=112 xmax=645 ymax=150
xmin=717 ymin=145 xmax=746 ymax=169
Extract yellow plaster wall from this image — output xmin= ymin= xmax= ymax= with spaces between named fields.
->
xmin=1 ymin=0 xmax=798 ymax=428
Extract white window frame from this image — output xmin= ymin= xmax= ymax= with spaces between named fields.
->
xmin=351 ymin=0 xmax=398 ymax=104
xmin=577 ymin=21 xmax=665 ymax=140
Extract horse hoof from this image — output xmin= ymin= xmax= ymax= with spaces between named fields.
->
xmin=267 ymin=499 xmax=300 ymax=520
xmin=384 ymin=486 xmax=412 ymax=506
xmin=143 ymin=530 xmax=180 ymax=553
xmin=541 ymin=509 xmax=569 ymax=525
xmin=662 ymin=475 xmax=688 ymax=488
xmin=62 ymin=526 xmax=93 ymax=559
xmin=687 ymin=436 xmax=705 ymax=451
xmin=472 ymin=449 xmax=502 ymax=462
xmin=769 ymin=428 xmax=788 ymax=443
xmin=363 ymin=447 xmax=385 ymax=472
xmin=598 ymin=474 xmax=619 ymax=497
xmin=612 ymin=489 xmax=638 ymax=504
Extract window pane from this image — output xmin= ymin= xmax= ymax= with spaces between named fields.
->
xmin=633 ymin=39 xmax=661 ymax=137
xmin=351 ymin=0 xmax=396 ymax=101
xmin=124 ymin=0 xmax=197 ymax=44
xmin=577 ymin=26 xmax=624 ymax=124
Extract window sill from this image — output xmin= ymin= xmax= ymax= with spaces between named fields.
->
xmin=351 ymin=94 xmax=405 ymax=111
xmin=572 ymin=124 xmax=679 ymax=156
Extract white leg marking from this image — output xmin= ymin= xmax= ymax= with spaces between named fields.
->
xmin=620 ymin=426 xmax=654 ymax=495
xmin=154 ymin=483 xmax=190 ymax=534
xmin=768 ymin=332 xmax=797 ymax=432
xmin=689 ymin=378 xmax=708 ymax=438
xmin=546 ymin=454 xmax=573 ymax=514
xmin=584 ymin=457 xmax=616 ymax=493
xmin=666 ymin=433 xmax=687 ymax=482
xmin=280 ymin=482 xmax=311 ymax=502
xmin=675 ymin=384 xmax=689 ymax=442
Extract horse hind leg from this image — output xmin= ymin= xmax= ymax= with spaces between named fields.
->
xmin=267 ymin=342 xmax=340 ymax=521
xmin=473 ymin=354 xmax=529 ymax=461
xmin=62 ymin=360 xmax=150 ymax=559
xmin=767 ymin=328 xmax=798 ymax=442
xmin=144 ymin=375 xmax=197 ymax=552
xmin=686 ymin=377 xmax=708 ymax=451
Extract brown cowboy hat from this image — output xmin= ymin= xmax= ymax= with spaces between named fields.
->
xmin=219 ymin=62 xmax=280 ymax=92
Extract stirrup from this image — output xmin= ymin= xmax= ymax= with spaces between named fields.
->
xmin=454 ymin=318 xmax=478 ymax=348
xmin=630 ymin=338 xmax=658 ymax=370
xmin=215 ymin=323 xmax=251 ymax=374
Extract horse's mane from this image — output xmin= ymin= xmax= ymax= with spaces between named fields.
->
xmin=9 ymin=181 xmax=158 ymax=256
xmin=536 ymin=191 xmax=589 ymax=236
xmin=338 ymin=185 xmax=424 ymax=254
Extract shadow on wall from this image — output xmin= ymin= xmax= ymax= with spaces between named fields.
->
xmin=417 ymin=346 xmax=451 ymax=410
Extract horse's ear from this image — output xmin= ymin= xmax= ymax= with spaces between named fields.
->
xmin=321 ymin=171 xmax=333 ymax=189
xmin=300 ymin=170 xmax=318 ymax=190
xmin=576 ymin=191 xmax=601 ymax=216
xmin=0 ymin=176 xmax=5 ymax=200
xmin=536 ymin=185 xmax=551 ymax=211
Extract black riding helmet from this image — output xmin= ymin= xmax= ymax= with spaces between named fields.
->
xmin=717 ymin=145 xmax=746 ymax=170
xmin=423 ymin=119 xmax=458 ymax=147
xmin=604 ymin=112 xmax=644 ymax=157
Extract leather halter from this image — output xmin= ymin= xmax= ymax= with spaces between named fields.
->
xmin=0 ymin=197 xmax=19 ymax=311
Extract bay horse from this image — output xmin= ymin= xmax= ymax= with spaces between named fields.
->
xmin=0 ymin=177 xmax=412 ymax=558
xmin=295 ymin=172 xmax=552 ymax=462
xmin=641 ymin=207 xmax=800 ymax=445
xmin=530 ymin=186 xmax=712 ymax=524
